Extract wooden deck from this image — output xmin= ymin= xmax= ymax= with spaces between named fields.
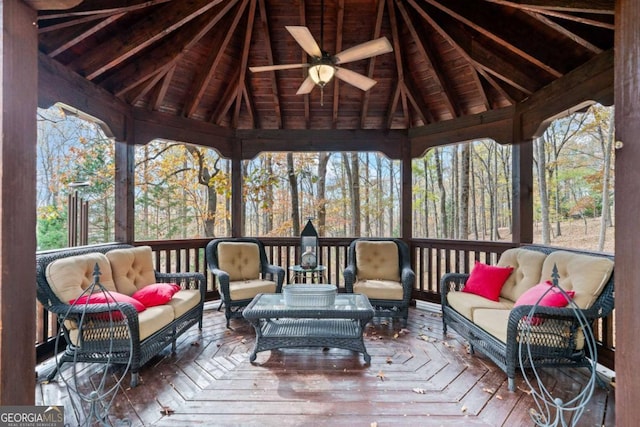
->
xmin=36 ymin=302 xmax=615 ymax=426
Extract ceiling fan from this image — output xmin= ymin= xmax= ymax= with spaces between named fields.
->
xmin=249 ymin=25 xmax=393 ymax=97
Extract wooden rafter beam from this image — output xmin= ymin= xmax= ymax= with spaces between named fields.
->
xmin=233 ymin=0 xmax=257 ymax=128
xmin=332 ymin=0 xmax=344 ymax=128
xmin=71 ymin=0 xmax=223 ymax=80
xmin=402 ymin=79 xmax=433 ymax=125
xmin=150 ymin=64 xmax=176 ymax=111
xmin=386 ymin=0 xmax=408 ymax=128
xmin=180 ymin=0 xmax=247 ymax=117
xmin=359 ymin=0 xmax=385 ymax=129
xmin=522 ymin=10 xmax=602 ymax=54
xmin=256 ymin=0 xmax=282 ymax=128
xmin=38 ymin=11 xmax=118 ymax=33
xmin=482 ymin=0 xmax=614 ymax=28
xmin=396 ymin=0 xmax=459 ymax=118
xmin=406 ymin=0 xmax=493 ymax=110
xmin=37 ymin=0 xmax=171 ymax=19
xmin=483 ymin=0 xmax=614 ymax=14
xmin=242 ymin=82 xmax=256 ymax=128
xmin=101 ymin=4 xmax=228 ymax=96
xmin=125 ymin=67 xmax=167 ymax=105
xmin=211 ymin=67 xmax=241 ymax=125
xmin=44 ymin=13 xmax=126 ymax=57
xmin=386 ymin=80 xmax=402 ymax=129
xmin=424 ymin=0 xmax=562 ymax=78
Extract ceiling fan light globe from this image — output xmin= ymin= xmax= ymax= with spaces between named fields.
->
xmin=309 ymin=64 xmax=335 ymax=87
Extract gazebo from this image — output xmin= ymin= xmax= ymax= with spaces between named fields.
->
xmin=0 ymin=0 xmax=638 ymax=424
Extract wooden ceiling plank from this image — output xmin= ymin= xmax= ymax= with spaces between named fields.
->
xmin=256 ymin=0 xmax=282 ymax=129
xmin=359 ymin=0 xmax=385 ymax=129
xmin=299 ymin=0 xmax=310 ymax=129
xmin=114 ymin=0 xmax=239 ymax=99
xmin=183 ymin=0 xmax=249 ymax=118
xmin=332 ymin=0 xmax=345 ymax=128
xmin=73 ymin=0 xmax=224 ymax=80
xmin=45 ymin=13 xmax=126 ymax=57
xmin=151 ymin=64 xmax=176 ymax=111
xmin=38 ymin=0 xmax=172 ymax=20
xmin=233 ymin=0 xmax=257 ymax=128
xmin=396 ymin=0 xmax=459 ymax=118
xmin=424 ymin=0 xmax=562 ymax=78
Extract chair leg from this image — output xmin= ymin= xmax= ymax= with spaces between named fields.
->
xmin=508 ymin=377 xmax=515 ymax=392
xmin=130 ymin=371 xmax=139 ymax=388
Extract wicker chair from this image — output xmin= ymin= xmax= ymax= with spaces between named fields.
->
xmin=343 ymin=238 xmax=415 ymax=326
xmin=206 ymin=238 xmax=285 ymax=328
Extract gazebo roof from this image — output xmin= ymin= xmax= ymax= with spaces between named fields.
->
xmin=36 ymin=0 xmax=614 ymax=132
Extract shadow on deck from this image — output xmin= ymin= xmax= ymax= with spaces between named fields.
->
xmin=36 ymin=302 xmax=615 ymax=426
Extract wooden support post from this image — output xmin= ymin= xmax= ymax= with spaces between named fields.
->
xmin=231 ymin=139 xmax=243 ymax=237
xmin=114 ymin=136 xmax=135 ymax=243
xmin=511 ymin=112 xmax=534 ymax=244
xmin=401 ymin=134 xmax=412 ymax=242
xmin=615 ymin=0 xmax=640 ymax=423
xmin=0 ymin=0 xmax=37 ymax=405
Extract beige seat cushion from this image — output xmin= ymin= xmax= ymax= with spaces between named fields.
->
xmin=473 ymin=308 xmax=584 ymax=350
xmin=540 ymin=251 xmax=614 ymax=309
xmin=217 ymin=242 xmax=261 ymax=281
xmin=228 ymin=279 xmax=276 ymax=301
xmin=354 ymin=279 xmax=403 ymax=300
xmin=69 ymin=305 xmax=174 ymax=345
xmin=447 ymin=291 xmax=513 ymax=321
xmin=497 ymin=248 xmax=547 ymax=302
xmin=355 ymin=241 xmax=400 ymax=282
xmin=46 ymin=252 xmax=117 ymax=303
xmin=106 ymin=246 xmax=157 ymax=296
xmin=167 ymin=289 xmax=201 ymax=318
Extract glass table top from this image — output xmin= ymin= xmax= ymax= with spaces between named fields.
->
xmin=248 ymin=292 xmax=372 ymax=312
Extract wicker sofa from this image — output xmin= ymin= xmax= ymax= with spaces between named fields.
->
xmin=36 ymin=243 xmax=206 ymax=387
xmin=440 ymin=245 xmax=614 ymax=391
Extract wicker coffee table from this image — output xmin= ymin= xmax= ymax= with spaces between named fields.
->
xmin=242 ymin=292 xmax=375 ymax=363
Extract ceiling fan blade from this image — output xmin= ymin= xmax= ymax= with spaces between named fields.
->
xmin=285 ymin=26 xmax=322 ymax=58
xmin=296 ymin=76 xmax=316 ymax=95
xmin=333 ymin=37 xmax=393 ymax=65
xmin=334 ymin=67 xmax=378 ymax=91
xmin=249 ymin=63 xmax=308 ymax=73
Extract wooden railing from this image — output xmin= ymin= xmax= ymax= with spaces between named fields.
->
xmin=35 ymin=237 xmax=615 ymax=370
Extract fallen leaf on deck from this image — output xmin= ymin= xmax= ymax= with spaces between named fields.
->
xmin=518 ymin=386 xmax=532 ymax=394
xmin=386 ymin=357 xmax=393 ymax=364
xmin=496 ymin=395 xmax=503 ymax=400
xmin=412 ymin=388 xmax=426 ymax=394
xmin=377 ymin=371 xmax=386 ymax=381
xmin=482 ymin=387 xmax=494 ymax=394
xmin=191 ymin=341 xmax=200 ymax=346
xmin=370 ymin=423 xmax=378 ymax=427
xmin=461 ymin=405 xmax=467 ymax=413
xmin=241 ymin=338 xmax=247 ymax=344
xmin=393 ymin=333 xmax=399 ymax=339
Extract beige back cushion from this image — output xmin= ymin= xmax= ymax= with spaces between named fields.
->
xmin=355 ymin=241 xmax=400 ymax=282
xmin=46 ymin=252 xmax=117 ymax=302
xmin=106 ymin=246 xmax=157 ymax=296
xmin=217 ymin=242 xmax=261 ymax=281
xmin=540 ymin=251 xmax=613 ymax=309
xmin=498 ymin=248 xmax=547 ymax=302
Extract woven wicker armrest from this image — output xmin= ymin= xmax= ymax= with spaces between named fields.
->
xmin=440 ymin=272 xmax=470 ymax=295
xmin=343 ymin=265 xmax=356 ymax=292
xmin=263 ymin=264 xmax=285 ymax=292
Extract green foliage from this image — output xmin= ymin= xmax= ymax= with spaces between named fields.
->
xmin=36 ymin=206 xmax=67 ymax=250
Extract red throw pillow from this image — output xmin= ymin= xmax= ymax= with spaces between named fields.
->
xmin=132 ymin=283 xmax=181 ymax=307
xmin=514 ymin=281 xmax=575 ymax=325
xmin=70 ymin=291 xmax=146 ymax=320
xmin=462 ymin=261 xmax=514 ymax=301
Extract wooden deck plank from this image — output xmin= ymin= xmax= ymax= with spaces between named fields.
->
xmin=35 ymin=303 xmax=614 ymax=426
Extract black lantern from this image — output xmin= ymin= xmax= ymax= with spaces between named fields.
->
xmin=300 ymin=219 xmax=319 ymax=269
